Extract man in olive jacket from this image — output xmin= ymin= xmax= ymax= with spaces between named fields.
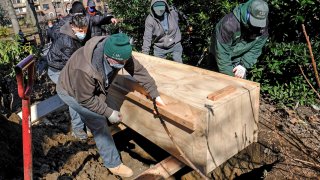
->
xmin=210 ymin=0 xmax=269 ymax=78
xmin=142 ymin=0 xmax=183 ymax=63
xmin=56 ymin=33 xmax=165 ymax=178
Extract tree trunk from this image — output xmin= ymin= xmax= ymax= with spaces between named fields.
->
xmin=25 ymin=0 xmax=44 ymax=46
xmin=5 ymin=0 xmax=20 ymax=34
xmin=25 ymin=0 xmax=36 ymax=27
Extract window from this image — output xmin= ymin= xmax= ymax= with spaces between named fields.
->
xmin=15 ymin=7 xmax=24 ymax=13
xmin=12 ymin=0 xmax=22 ymax=4
xmin=55 ymin=2 xmax=62 ymax=8
xmin=42 ymin=4 xmax=49 ymax=10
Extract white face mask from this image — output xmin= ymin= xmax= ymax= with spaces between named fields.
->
xmin=75 ymin=31 xmax=86 ymax=40
xmin=48 ymin=24 xmax=53 ymax=28
xmin=105 ymin=57 xmax=126 ymax=69
xmin=110 ymin=63 xmax=125 ymax=69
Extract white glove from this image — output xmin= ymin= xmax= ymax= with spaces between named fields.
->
xmin=155 ymin=96 xmax=165 ymax=106
xmin=108 ymin=110 xmax=122 ymax=124
xmin=110 ymin=18 xmax=118 ymax=25
xmin=233 ymin=65 xmax=246 ymax=78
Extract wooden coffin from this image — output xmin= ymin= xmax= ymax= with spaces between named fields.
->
xmin=106 ymin=52 xmax=260 ymax=174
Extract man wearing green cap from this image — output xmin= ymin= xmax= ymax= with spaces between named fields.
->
xmin=209 ymin=0 xmax=269 ymax=78
xmin=142 ymin=0 xmax=188 ymax=63
xmin=56 ymin=33 xmax=165 ymax=178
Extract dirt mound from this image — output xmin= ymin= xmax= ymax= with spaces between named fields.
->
xmin=0 ymin=114 xmax=23 ymax=179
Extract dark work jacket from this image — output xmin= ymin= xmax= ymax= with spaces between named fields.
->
xmin=47 ymin=23 xmax=83 ymax=71
xmin=87 ymin=10 xmax=114 ymax=37
xmin=50 ymin=15 xmax=73 ymax=40
xmin=50 ymin=12 xmax=113 ymax=42
xmin=46 ymin=27 xmax=54 ymax=43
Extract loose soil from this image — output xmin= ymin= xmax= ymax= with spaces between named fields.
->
xmin=0 ymin=67 xmax=319 ymax=180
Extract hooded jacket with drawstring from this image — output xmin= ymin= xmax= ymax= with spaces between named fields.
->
xmin=142 ymin=0 xmax=182 ymax=54
xmin=57 ymin=36 xmax=160 ymax=118
xmin=47 ymin=22 xmax=84 ymax=71
xmin=211 ymin=0 xmax=268 ymax=76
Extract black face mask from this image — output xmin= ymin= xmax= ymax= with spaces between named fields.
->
xmin=241 ymin=24 xmax=262 ymax=40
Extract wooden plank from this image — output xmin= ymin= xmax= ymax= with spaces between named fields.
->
xmin=126 ymin=91 xmax=196 ymax=132
xmin=17 ymin=94 xmax=66 ymax=123
xmin=134 ymin=156 xmax=185 ymax=180
xmin=207 ymin=85 xmax=236 ymax=101
xmin=111 ymin=83 xmax=197 ymax=133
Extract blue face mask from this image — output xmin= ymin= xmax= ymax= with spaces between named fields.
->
xmin=75 ymin=32 xmax=86 ymax=40
xmin=89 ymin=7 xmax=95 ymax=12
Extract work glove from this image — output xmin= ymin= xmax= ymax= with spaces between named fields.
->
xmin=153 ymin=96 xmax=166 ymax=115
xmin=108 ymin=110 xmax=122 ymax=124
xmin=110 ymin=18 xmax=118 ymax=25
xmin=187 ymin=26 xmax=193 ymax=34
xmin=155 ymin=96 xmax=165 ymax=106
xmin=233 ymin=65 xmax=246 ymax=78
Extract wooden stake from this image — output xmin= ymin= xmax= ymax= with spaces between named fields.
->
xmin=302 ymin=24 xmax=320 ymax=88
xmin=134 ymin=156 xmax=185 ymax=180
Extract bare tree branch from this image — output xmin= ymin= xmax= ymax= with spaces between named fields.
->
xmin=302 ymin=24 xmax=320 ymax=88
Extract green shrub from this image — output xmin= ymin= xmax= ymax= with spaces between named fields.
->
xmin=0 ymin=26 xmax=10 ymax=38
xmin=249 ymin=40 xmax=320 ymax=107
xmin=0 ymin=37 xmax=35 ymax=76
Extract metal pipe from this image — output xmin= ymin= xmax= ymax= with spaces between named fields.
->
xmin=15 ymin=54 xmax=35 ymax=180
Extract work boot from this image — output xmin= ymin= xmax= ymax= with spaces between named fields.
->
xmin=108 ymin=163 xmax=133 ymax=178
xmin=72 ymin=129 xmax=88 ymax=140
xmin=86 ymin=127 xmax=93 ymax=138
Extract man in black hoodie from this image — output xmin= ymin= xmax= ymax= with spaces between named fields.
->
xmin=47 ymin=14 xmax=89 ymax=140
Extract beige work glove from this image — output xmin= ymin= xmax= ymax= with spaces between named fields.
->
xmin=108 ymin=110 xmax=122 ymax=124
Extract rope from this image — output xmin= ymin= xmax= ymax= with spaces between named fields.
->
xmin=152 ymin=100 xmax=210 ymax=180
xmin=204 ymin=104 xmax=218 ymax=168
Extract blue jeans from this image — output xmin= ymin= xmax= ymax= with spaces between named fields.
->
xmin=57 ymin=87 xmax=121 ymax=168
xmin=48 ymin=68 xmax=86 ymax=133
xmin=153 ymin=42 xmax=183 ymax=63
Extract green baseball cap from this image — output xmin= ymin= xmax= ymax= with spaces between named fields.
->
xmin=104 ymin=33 xmax=132 ymax=61
xmin=153 ymin=1 xmax=166 ymax=11
xmin=249 ymin=0 xmax=269 ymax=27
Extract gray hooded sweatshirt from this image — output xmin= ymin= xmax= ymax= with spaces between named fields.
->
xmin=142 ymin=0 xmax=181 ymax=54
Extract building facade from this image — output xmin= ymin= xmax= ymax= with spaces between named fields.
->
xmin=10 ymin=0 xmax=105 ymax=23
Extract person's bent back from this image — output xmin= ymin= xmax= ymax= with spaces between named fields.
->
xmin=210 ymin=0 xmax=269 ymax=78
